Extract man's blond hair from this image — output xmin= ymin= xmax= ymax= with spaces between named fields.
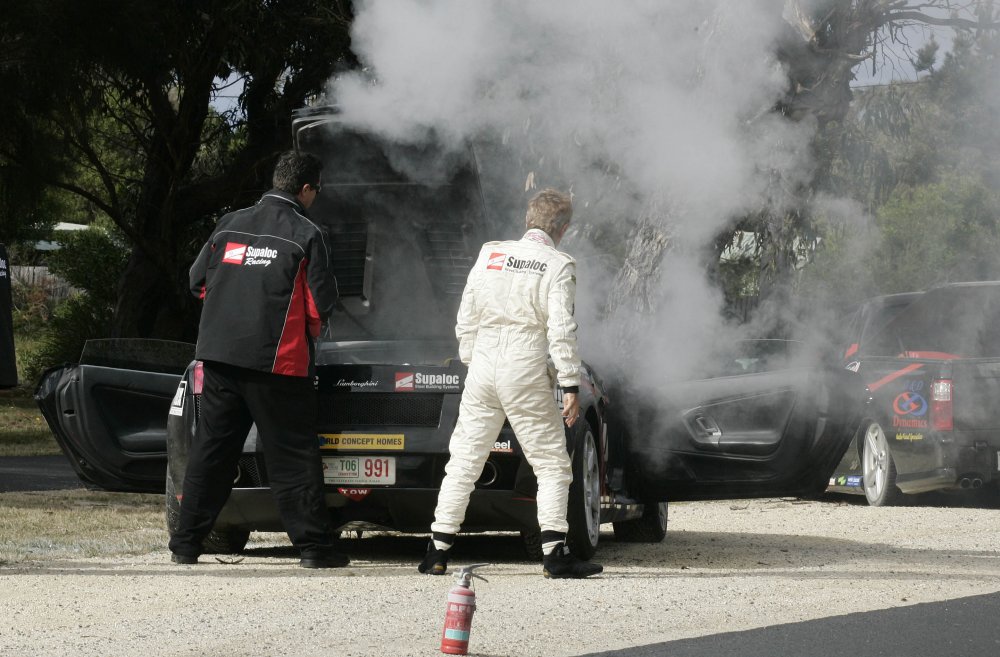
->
xmin=525 ymin=188 xmax=573 ymax=238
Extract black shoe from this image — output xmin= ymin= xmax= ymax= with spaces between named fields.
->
xmin=542 ymin=543 xmax=602 ymax=579
xmin=170 ymin=552 xmax=198 ymax=565
xmin=300 ymin=552 xmax=350 ymax=569
xmin=418 ymin=541 xmax=450 ymax=575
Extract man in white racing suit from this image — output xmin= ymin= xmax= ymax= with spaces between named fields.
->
xmin=419 ymin=188 xmax=603 ymax=579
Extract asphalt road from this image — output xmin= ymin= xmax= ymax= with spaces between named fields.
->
xmin=0 ymin=455 xmax=83 ymax=492
xmin=585 ymin=592 xmax=1000 ymax=657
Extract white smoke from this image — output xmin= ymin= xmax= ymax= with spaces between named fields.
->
xmin=328 ymin=0 xmax=821 ymax=381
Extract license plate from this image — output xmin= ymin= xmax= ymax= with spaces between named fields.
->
xmin=322 ymin=456 xmax=396 ymax=485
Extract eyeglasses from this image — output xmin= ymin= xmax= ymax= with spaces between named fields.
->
xmin=309 ymin=182 xmax=322 ymax=193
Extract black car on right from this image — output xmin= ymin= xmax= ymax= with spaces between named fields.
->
xmin=828 ymin=282 xmax=1000 ymax=505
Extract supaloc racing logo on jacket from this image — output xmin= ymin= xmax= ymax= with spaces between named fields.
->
xmin=486 ymin=252 xmax=547 ymax=274
xmin=222 ymin=242 xmax=278 ymax=267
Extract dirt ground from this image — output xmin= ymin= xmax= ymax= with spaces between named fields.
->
xmin=3 ymin=495 xmax=1000 ymax=657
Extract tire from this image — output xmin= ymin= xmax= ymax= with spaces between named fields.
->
xmin=566 ymin=424 xmax=601 ymax=560
xmin=165 ymin=469 xmax=251 ymax=555
xmin=613 ymin=501 xmax=668 ymax=543
xmin=861 ymin=421 xmax=903 ymax=506
xmin=520 ymin=529 xmax=543 ymax=562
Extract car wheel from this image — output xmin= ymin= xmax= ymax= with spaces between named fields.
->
xmin=520 ymin=528 xmax=543 ymax=562
xmin=613 ymin=501 xmax=668 ymax=543
xmin=165 ymin=468 xmax=251 ymax=554
xmin=566 ymin=423 xmax=601 ymax=560
xmin=862 ymin=421 xmax=903 ymax=506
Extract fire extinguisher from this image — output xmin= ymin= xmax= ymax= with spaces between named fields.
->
xmin=440 ymin=563 xmax=489 ymax=655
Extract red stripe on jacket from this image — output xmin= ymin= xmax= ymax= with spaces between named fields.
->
xmin=274 ymin=259 xmax=311 ymax=376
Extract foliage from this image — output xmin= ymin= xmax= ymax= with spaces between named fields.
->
xmin=10 ymin=221 xmax=128 ymax=384
xmin=44 ymin=222 xmax=129 ymax=308
xmin=0 ymin=1 xmax=356 ymax=340
xmin=799 ymin=19 xmax=1000 ymax=308
xmin=10 ymin=281 xmax=53 ymax=334
xmin=17 ymin=295 xmax=113 ymax=385
xmin=873 ymin=178 xmax=1000 ymax=290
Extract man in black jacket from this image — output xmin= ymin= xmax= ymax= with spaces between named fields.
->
xmin=169 ymin=151 xmax=347 ymax=568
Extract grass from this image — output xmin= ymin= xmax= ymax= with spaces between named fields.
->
xmin=0 ymin=387 xmax=60 ymax=457
xmin=0 ymin=490 xmax=166 ymax=564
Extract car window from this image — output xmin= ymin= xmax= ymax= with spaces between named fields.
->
xmin=702 ymin=339 xmax=807 ymax=377
xmin=865 ymin=286 xmax=1000 ymax=358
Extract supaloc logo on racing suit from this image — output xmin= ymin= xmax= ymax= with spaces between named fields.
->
xmin=486 ymin=252 xmax=547 ymax=274
xmin=222 ymin=242 xmax=277 ymax=267
xmin=395 ymin=371 xmax=461 ymax=392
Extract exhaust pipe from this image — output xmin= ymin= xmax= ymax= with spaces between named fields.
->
xmin=477 ymin=461 xmax=499 ymax=487
xmin=960 ymin=478 xmax=971 ymax=489
xmin=972 ymin=478 xmax=983 ymax=489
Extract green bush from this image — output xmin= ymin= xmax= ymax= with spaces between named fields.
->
xmin=18 ymin=294 xmax=113 ymax=384
xmin=45 ymin=222 xmax=128 ymax=308
xmin=15 ymin=222 xmax=126 ymax=384
xmin=10 ymin=280 xmax=54 ymax=334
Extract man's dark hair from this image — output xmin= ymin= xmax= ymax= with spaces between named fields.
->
xmin=272 ymin=151 xmax=323 ymax=194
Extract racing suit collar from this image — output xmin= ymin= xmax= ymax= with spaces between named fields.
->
xmin=260 ymin=189 xmax=306 ymax=214
xmin=522 ymin=228 xmax=555 ymax=247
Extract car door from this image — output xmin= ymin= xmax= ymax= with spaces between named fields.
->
xmin=621 ymin=340 xmax=863 ymax=502
xmin=34 ymin=339 xmax=193 ymax=493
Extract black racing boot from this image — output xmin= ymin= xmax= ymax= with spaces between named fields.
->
xmin=418 ymin=542 xmax=451 ymax=575
xmin=170 ymin=552 xmax=198 ymax=565
xmin=418 ymin=533 xmax=454 ymax=575
xmin=542 ymin=543 xmax=603 ymax=579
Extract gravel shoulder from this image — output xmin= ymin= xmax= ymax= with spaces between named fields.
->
xmin=4 ymin=496 xmax=1000 ymax=657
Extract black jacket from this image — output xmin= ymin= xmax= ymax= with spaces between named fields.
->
xmin=190 ymin=190 xmax=338 ymax=377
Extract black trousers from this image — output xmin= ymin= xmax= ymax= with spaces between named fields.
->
xmin=168 ymin=361 xmax=336 ymax=557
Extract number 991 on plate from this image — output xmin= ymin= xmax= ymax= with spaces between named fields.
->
xmin=322 ymin=456 xmax=396 ymax=485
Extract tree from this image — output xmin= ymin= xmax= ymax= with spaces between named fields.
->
xmin=0 ymin=1 xmax=355 ymax=340
xmin=798 ymin=14 xmax=1000 ymax=307
xmin=700 ymin=1 xmax=999 ymax=321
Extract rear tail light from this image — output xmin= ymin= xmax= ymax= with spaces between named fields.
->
xmin=192 ymin=361 xmax=204 ymax=395
xmin=931 ymin=379 xmax=953 ymax=431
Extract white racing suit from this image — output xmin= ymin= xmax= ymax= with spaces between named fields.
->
xmin=431 ymin=228 xmax=581 ymax=536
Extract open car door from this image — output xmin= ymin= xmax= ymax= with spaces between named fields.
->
xmin=35 ymin=339 xmax=193 ymax=493
xmin=620 ymin=340 xmax=863 ymax=502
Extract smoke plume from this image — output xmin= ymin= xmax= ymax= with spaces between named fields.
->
xmin=328 ymin=0 xmax=821 ymax=382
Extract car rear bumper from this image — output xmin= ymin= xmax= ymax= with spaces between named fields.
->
xmin=216 ymin=487 xmax=539 ymax=534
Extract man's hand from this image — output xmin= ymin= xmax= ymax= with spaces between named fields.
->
xmin=562 ymin=392 xmax=579 ymax=428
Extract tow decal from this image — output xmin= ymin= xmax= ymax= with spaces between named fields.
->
xmin=867 ymin=363 xmax=924 ymax=392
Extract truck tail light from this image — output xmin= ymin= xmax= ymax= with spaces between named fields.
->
xmin=192 ymin=361 xmax=204 ymax=395
xmin=931 ymin=379 xmax=953 ymax=431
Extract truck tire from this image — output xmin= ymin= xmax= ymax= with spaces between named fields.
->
xmin=165 ymin=469 xmax=251 ymax=555
xmin=861 ymin=421 xmax=903 ymax=506
xmin=613 ymin=501 xmax=668 ymax=543
xmin=566 ymin=423 xmax=601 ymax=560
